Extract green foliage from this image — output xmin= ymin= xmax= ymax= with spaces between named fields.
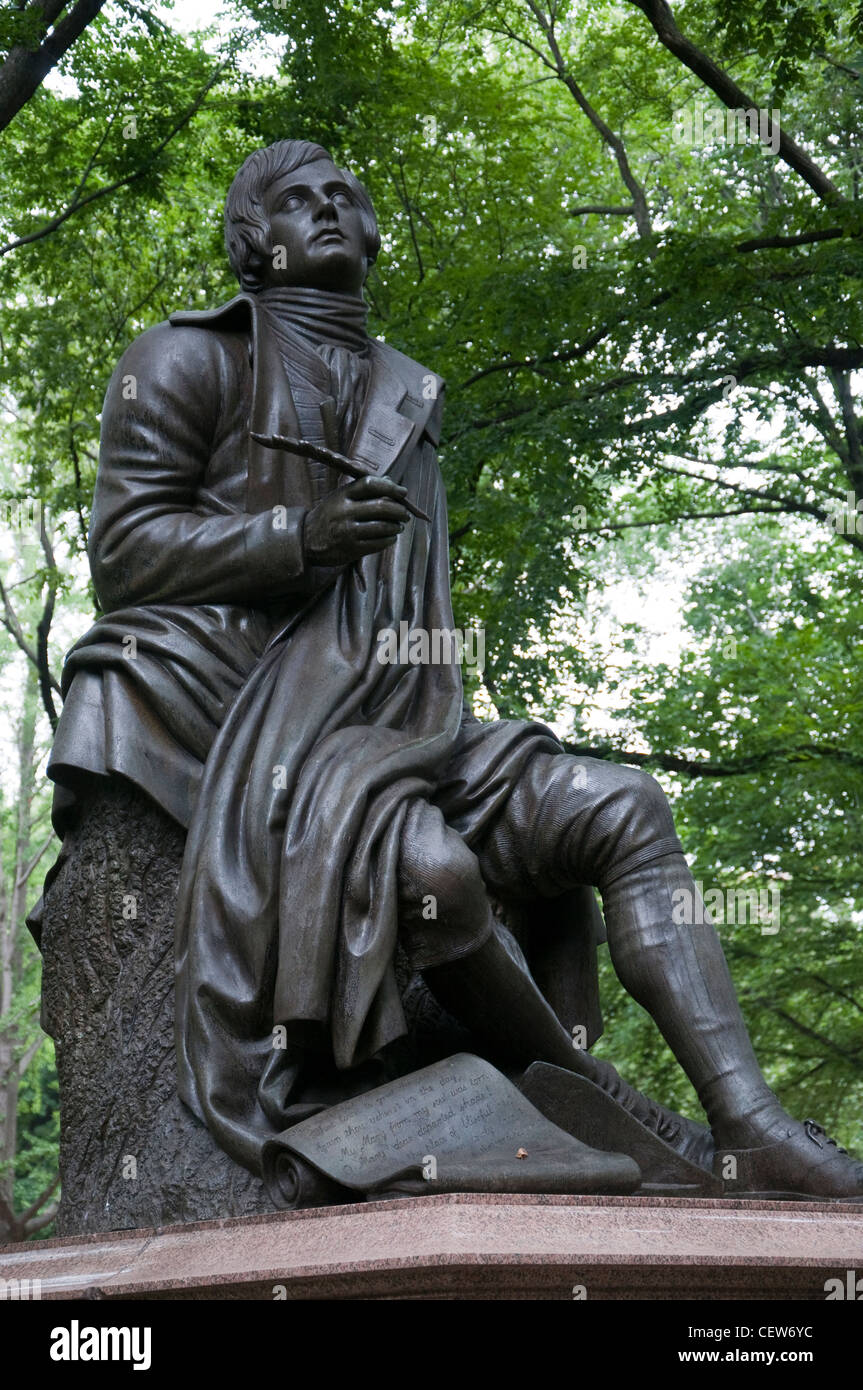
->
xmin=12 ymin=1045 xmax=59 ymax=1236
xmin=591 ymin=518 xmax=863 ymax=1145
xmin=2 ymin=0 xmax=862 ymax=1204
xmin=713 ymin=0 xmax=840 ymax=96
xmin=0 ymin=3 xmax=49 ymax=62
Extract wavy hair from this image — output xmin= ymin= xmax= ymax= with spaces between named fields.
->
xmin=224 ymin=139 xmax=380 ymax=293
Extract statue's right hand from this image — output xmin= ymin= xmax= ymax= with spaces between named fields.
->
xmin=303 ymin=476 xmax=413 ymax=565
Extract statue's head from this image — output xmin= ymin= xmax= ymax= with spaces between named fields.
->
xmin=224 ymin=139 xmax=380 ymax=296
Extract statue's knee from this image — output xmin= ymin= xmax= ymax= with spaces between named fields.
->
xmin=555 ymin=755 xmax=673 ymax=832
xmin=608 ymin=764 xmax=676 ymax=840
xmin=398 ymin=803 xmax=488 ymax=929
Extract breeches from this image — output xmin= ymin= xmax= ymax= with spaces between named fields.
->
xmin=398 ymin=752 xmax=683 ymax=968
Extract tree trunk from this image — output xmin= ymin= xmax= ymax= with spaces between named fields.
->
xmin=40 ymin=778 xmax=275 ymax=1234
xmin=39 ymin=776 xmax=474 ymax=1235
xmin=0 ymin=1 xmax=108 ymax=135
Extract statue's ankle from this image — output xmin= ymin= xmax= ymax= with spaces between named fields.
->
xmin=710 ymin=1096 xmax=789 ymax=1151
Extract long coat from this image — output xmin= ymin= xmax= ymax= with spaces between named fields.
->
xmin=38 ymin=295 xmax=604 ymax=1175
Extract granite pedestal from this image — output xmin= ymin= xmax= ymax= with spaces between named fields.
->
xmin=2 ymin=1194 xmax=861 ymax=1300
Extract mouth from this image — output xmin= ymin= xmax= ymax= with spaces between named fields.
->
xmin=312 ymin=228 xmax=346 ymax=243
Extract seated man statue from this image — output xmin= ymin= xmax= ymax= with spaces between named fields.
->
xmin=36 ymin=138 xmax=863 ymax=1211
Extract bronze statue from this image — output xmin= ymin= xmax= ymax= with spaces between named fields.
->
xmin=33 ymin=140 xmax=863 ymax=1225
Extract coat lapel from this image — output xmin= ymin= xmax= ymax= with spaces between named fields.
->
xmin=346 ymin=343 xmax=417 ymax=476
xmin=170 ymin=294 xmax=445 ymax=505
xmin=246 ymin=306 xmax=303 ymax=512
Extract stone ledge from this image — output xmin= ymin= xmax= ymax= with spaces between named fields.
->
xmin=1 ymin=1194 xmax=861 ymax=1300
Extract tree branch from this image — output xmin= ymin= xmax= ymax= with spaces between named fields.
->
xmin=16 ymin=1033 xmax=44 ymax=1078
xmin=0 ymin=56 xmax=231 ymax=256
xmin=562 ymin=740 xmax=863 ymax=777
xmin=627 ymin=0 xmax=843 ymax=204
xmin=0 ymin=0 xmax=107 ymax=134
xmin=745 ymin=997 xmax=863 ymax=1067
xmin=16 ymin=1172 xmax=59 ymax=1227
xmin=582 ymin=503 xmax=787 ymax=532
xmin=24 ymin=1202 xmax=59 ymax=1236
xmin=67 ymin=431 xmax=90 ymax=550
xmin=36 ymin=516 xmax=59 ymax=730
xmin=736 ymin=228 xmax=846 ymax=253
xmin=830 ymin=368 xmax=863 ymax=494
xmin=0 ymin=577 xmax=47 ymax=681
xmin=799 ymin=376 xmax=852 ymax=468
xmin=17 ymin=832 xmax=54 ymax=889
xmin=525 ymin=0 xmax=655 ymax=241
xmin=459 ymin=316 xmax=625 ymax=389
xmin=648 ymin=453 xmax=858 ymax=532
xmin=569 ymin=203 xmax=636 ymax=217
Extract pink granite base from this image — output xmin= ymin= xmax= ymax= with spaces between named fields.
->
xmin=1 ymin=1194 xmax=861 ymax=1300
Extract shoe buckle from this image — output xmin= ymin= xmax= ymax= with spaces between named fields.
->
xmin=803 ymin=1118 xmax=847 ymax=1153
xmin=804 ymin=1119 xmax=825 ymax=1148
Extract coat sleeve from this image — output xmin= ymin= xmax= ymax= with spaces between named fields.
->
xmin=88 ymin=321 xmax=311 ymax=611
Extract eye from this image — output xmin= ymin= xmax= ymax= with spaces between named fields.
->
xmin=331 ymin=190 xmax=353 ymax=206
xmin=280 ymin=194 xmax=304 ymax=212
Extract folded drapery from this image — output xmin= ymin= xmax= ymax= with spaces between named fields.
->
xmin=174 ymin=428 xmax=564 ymax=1174
xmin=31 ymin=293 xmax=602 ymax=1182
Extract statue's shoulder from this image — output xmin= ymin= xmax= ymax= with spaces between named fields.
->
xmin=111 ymin=298 xmax=250 ymax=383
xmin=101 ymin=304 xmax=252 ymax=423
xmin=164 ymin=294 xmax=254 ymax=367
xmin=168 ymin=293 xmax=254 ymax=335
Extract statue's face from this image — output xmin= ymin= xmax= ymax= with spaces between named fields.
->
xmin=262 ymin=158 xmax=368 ymax=294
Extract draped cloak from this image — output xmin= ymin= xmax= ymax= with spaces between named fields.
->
xmin=34 ymin=292 xmax=604 ymax=1178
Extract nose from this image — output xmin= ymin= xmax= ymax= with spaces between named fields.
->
xmin=312 ymin=192 xmax=338 ymax=221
